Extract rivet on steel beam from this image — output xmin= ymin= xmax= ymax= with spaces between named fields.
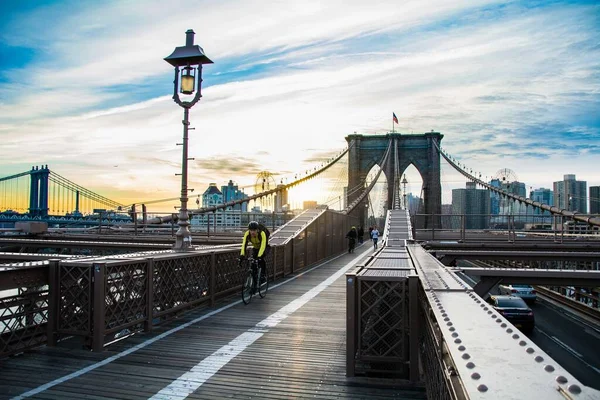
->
xmin=471 ymin=372 xmax=481 ymax=380
xmin=477 ymin=384 xmax=488 ymax=392
xmin=544 ymin=365 xmax=555 ymax=372
xmin=507 ymin=328 xmax=513 ymax=333
xmin=512 ymin=334 xmax=520 ymax=339
xmin=556 ymin=376 xmax=568 ymax=384
xmin=526 ymin=347 xmax=535 ymax=354
xmin=519 ymin=340 xmax=527 ymax=346
xmin=449 ymin=327 xmax=456 ymax=332
xmin=454 ymin=338 xmax=462 ymax=344
xmin=451 ymin=332 xmax=458 ymax=337
xmin=462 ymin=353 xmax=470 ymax=360
xmin=458 ymin=345 xmax=466 ymax=351
xmin=496 ymin=319 xmax=502 ymax=323
xmin=466 ymin=362 xmax=475 ymax=369
xmin=535 ymin=356 xmax=544 ymax=363
xmin=501 ymin=323 xmax=507 ymax=328
xmin=567 ymin=384 xmax=582 ymax=394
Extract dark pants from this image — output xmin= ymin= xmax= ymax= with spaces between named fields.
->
xmin=252 ymin=245 xmax=271 ymax=272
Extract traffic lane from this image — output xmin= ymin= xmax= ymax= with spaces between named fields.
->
xmin=526 ymin=299 xmax=600 ymax=390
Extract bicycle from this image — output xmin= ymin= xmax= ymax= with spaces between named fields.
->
xmin=241 ymin=256 xmax=269 ymax=304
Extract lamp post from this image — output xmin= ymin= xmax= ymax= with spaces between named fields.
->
xmin=401 ymin=174 xmax=408 ymax=210
xmin=164 ymin=29 xmax=213 ymax=251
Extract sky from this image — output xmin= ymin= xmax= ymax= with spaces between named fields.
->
xmin=0 ymin=0 xmax=599 ymax=211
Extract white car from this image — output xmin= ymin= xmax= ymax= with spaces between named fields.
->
xmin=498 ymin=284 xmax=537 ymax=302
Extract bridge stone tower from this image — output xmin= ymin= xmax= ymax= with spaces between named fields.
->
xmin=29 ymin=165 xmax=50 ymax=217
xmin=346 ymin=132 xmax=443 ymax=228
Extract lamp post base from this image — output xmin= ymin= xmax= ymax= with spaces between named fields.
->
xmin=173 ymin=235 xmax=193 ymax=251
xmin=173 ymin=210 xmax=193 ymax=251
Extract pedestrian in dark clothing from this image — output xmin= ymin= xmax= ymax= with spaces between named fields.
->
xmin=345 ymin=226 xmax=357 ymax=253
xmin=357 ymin=226 xmax=364 ymax=244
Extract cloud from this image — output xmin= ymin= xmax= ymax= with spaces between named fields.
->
xmin=0 ymin=0 xmax=599 ymax=210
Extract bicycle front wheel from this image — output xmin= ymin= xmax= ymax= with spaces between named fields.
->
xmin=242 ymin=271 xmax=254 ymax=304
xmin=258 ymin=267 xmax=269 ymax=298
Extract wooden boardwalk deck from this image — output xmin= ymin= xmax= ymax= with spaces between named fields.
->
xmin=1 ymin=244 xmax=426 ymax=399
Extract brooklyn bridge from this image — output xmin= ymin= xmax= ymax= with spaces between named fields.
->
xmin=1 ymin=132 xmax=599 ymax=399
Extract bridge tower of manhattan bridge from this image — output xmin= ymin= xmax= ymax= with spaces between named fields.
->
xmin=346 ymin=132 xmax=443 ymax=228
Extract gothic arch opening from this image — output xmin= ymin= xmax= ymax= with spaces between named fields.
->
xmin=366 ymin=163 xmax=387 ymax=229
xmin=401 ymin=163 xmax=424 ymax=216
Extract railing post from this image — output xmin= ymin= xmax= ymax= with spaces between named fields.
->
xmin=272 ymin=246 xmax=277 ymax=281
xmin=346 ymin=269 xmax=358 ymax=377
xmin=291 ymin=238 xmax=295 ymax=274
xmin=282 ymin=243 xmax=286 ymax=278
xmin=92 ymin=263 xmax=106 ymax=352
xmin=409 ymin=274 xmax=419 ymax=382
xmin=431 ymin=213 xmax=435 ymax=240
xmin=304 ymin=230 xmax=309 ymax=269
xmin=210 ymin=252 xmax=216 ymax=307
xmin=47 ymin=259 xmax=60 ymax=346
xmin=144 ymin=258 xmax=154 ymax=332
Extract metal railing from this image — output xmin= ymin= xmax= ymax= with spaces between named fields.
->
xmin=0 ymin=209 xmax=356 ymax=357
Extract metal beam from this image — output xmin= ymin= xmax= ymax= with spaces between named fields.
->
xmin=457 ymin=267 xmax=600 ymax=287
xmin=433 ymin=250 xmax=600 ymax=262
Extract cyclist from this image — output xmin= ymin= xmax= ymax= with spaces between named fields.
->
xmin=239 ymin=221 xmax=270 ymax=278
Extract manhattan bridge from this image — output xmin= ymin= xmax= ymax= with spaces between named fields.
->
xmin=1 ymin=132 xmax=599 ymax=399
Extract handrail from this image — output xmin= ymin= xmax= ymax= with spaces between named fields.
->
xmin=435 ymin=142 xmax=600 ymax=227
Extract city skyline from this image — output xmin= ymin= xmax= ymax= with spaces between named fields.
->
xmin=1 ymin=1 xmax=599 ymax=206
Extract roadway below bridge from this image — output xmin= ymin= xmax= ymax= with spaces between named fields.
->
xmin=529 ymin=298 xmax=600 ymax=390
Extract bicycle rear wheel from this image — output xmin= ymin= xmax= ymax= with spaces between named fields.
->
xmin=258 ymin=267 xmax=269 ymax=298
xmin=242 ymin=270 xmax=254 ymax=304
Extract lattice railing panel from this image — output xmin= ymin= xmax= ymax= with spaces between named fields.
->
xmin=104 ymin=262 xmax=147 ymax=331
xmin=152 ymin=255 xmax=211 ymax=316
xmin=273 ymin=245 xmax=285 ymax=279
xmin=0 ymin=288 xmax=48 ymax=356
xmin=58 ymin=265 xmax=92 ymax=334
xmin=359 ymin=279 xmax=408 ymax=359
xmin=419 ymin=287 xmax=452 ymax=400
xmin=215 ymin=251 xmax=242 ymax=293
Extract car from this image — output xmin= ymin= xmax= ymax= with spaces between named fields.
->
xmin=487 ymin=295 xmax=535 ymax=333
xmin=498 ymin=284 xmax=537 ymax=303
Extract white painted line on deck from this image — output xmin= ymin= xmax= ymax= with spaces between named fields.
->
xmin=149 ymin=245 xmax=372 ymax=399
xmin=11 ymin=248 xmax=366 ymax=400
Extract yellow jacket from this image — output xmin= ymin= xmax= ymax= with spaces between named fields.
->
xmin=240 ymin=230 xmax=268 ymax=258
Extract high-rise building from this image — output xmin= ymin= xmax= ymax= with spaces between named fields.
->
xmin=530 ymin=188 xmax=553 ymax=214
xmin=220 ymin=180 xmax=248 ymax=212
xmin=452 ymin=182 xmax=491 ymax=229
xmin=553 ymin=174 xmax=587 ymax=213
xmin=590 ymin=186 xmax=600 ymax=215
xmin=489 ymin=178 xmax=526 ymax=215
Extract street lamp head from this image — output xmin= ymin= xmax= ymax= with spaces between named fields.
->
xmin=164 ymin=29 xmax=213 ymax=67
xmin=165 ymin=29 xmax=213 ymax=104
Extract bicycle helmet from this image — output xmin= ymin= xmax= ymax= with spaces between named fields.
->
xmin=248 ymin=221 xmax=259 ymax=230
